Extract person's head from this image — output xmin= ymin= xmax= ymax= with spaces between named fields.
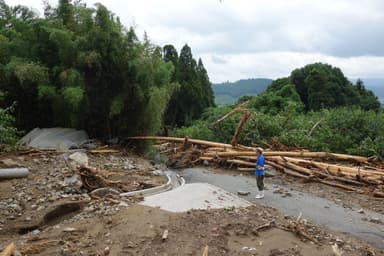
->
xmin=256 ymin=147 xmax=263 ymax=155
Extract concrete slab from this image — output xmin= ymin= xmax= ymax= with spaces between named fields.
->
xmin=18 ymin=128 xmax=88 ymax=150
xmin=141 ymin=183 xmax=251 ymax=213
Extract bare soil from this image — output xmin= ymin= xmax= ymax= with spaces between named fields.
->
xmin=0 ymin=151 xmax=383 ymax=255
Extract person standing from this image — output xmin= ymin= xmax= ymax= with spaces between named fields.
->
xmin=255 ymin=147 xmax=265 ymax=199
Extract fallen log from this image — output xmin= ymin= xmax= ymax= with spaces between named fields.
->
xmin=268 ymin=157 xmax=366 ymax=186
xmin=130 ymin=136 xmax=235 ymax=149
xmin=266 ymin=161 xmax=310 ymax=179
xmin=231 ymin=111 xmax=251 ymax=146
xmin=199 ymin=157 xmax=213 ymax=161
xmin=270 ymin=159 xmax=313 ymax=176
xmin=204 ymin=151 xmax=369 ymax=163
xmin=268 ymin=156 xmax=383 ymax=178
xmin=0 ymin=168 xmax=29 ymax=179
xmin=317 ymin=179 xmax=361 ymax=192
xmin=88 ymin=149 xmax=120 ymax=153
xmin=373 ymin=190 xmax=384 ymax=198
xmin=237 ymin=167 xmax=254 ymax=172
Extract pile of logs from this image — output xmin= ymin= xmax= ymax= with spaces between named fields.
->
xmin=130 ymin=136 xmax=384 ymax=198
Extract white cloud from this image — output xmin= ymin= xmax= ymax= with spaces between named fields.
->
xmin=4 ymin=0 xmax=384 ymax=82
xmin=202 ymin=51 xmax=384 ymax=83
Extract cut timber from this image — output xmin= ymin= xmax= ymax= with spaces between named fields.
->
xmin=204 ymin=151 xmax=368 ymax=162
xmin=237 ymin=167 xmax=255 ymax=171
xmin=199 ymin=157 xmax=213 ymax=161
xmin=374 ymin=191 xmax=384 ymax=198
xmin=271 ymin=156 xmax=383 ymax=177
xmin=0 ymin=168 xmax=29 ymax=179
xmin=0 ymin=243 xmax=15 ymax=256
xmin=89 ymin=149 xmax=120 ymax=153
xmin=202 ymin=245 xmax=209 ymax=256
xmin=271 ymin=159 xmax=313 ymax=176
xmin=130 ymin=136 xmax=235 ymax=149
xmin=267 ymin=161 xmax=310 ymax=179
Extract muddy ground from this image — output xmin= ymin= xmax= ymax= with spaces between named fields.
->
xmin=0 ymin=150 xmax=383 ymax=255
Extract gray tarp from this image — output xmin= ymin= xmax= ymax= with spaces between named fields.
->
xmin=18 ymin=128 xmax=89 ymax=150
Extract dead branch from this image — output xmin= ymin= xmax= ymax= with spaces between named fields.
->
xmin=231 ymin=111 xmax=251 ymax=146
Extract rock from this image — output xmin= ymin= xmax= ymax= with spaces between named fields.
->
xmin=104 ymin=246 xmax=110 ymax=255
xmin=31 ymin=229 xmax=40 ymax=235
xmin=61 ymin=248 xmax=71 ymax=256
xmin=273 ymin=188 xmax=284 ymax=194
xmin=118 ymin=201 xmax=129 ymax=207
xmin=152 ymin=170 xmax=163 ymax=176
xmin=8 ymin=203 xmax=22 ymax=212
xmin=128 ymin=164 xmax=135 ymax=170
xmin=336 ymin=238 xmax=345 ymax=246
xmin=64 ymin=175 xmax=79 ymax=185
xmin=12 ymin=250 xmax=22 ymax=256
xmin=63 ymin=187 xmax=73 ymax=194
xmin=369 ymin=217 xmax=383 ymax=224
xmin=237 ymin=191 xmax=250 ymax=196
xmin=357 ymin=209 xmax=365 ymax=214
xmin=68 ymin=152 xmax=89 ymax=167
xmin=63 ymin=227 xmax=77 ymax=232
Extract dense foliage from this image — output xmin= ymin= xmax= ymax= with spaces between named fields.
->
xmin=0 ymin=0 xmax=214 ymax=140
xmin=251 ymin=63 xmax=381 ymax=113
xmin=174 ymin=63 xmax=383 ymax=159
xmin=163 ymin=44 xmax=214 ymax=127
xmin=212 ymin=78 xmax=272 ymax=105
xmin=0 ymin=104 xmax=19 ymax=147
xmin=174 ymin=106 xmax=384 ymax=159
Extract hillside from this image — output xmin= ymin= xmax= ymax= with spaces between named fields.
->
xmin=212 ymin=78 xmax=272 ymax=105
xmin=355 ymin=78 xmax=384 ymax=104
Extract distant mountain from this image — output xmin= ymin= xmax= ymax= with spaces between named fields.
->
xmin=212 ymin=78 xmax=272 ymax=105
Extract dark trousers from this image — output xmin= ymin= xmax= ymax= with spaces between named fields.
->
xmin=256 ymin=175 xmax=264 ymax=191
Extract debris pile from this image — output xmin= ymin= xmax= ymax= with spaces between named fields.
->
xmin=131 ymin=136 xmax=384 ymax=197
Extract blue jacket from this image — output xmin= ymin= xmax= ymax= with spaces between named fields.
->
xmin=255 ymin=154 xmax=265 ymax=176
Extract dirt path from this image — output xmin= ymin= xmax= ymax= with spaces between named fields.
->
xmin=177 ymin=167 xmax=384 ymax=249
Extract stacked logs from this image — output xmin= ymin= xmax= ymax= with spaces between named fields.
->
xmin=130 ymin=136 xmax=384 ymax=198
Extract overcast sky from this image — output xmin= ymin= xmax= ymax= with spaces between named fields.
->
xmin=5 ymin=0 xmax=384 ymax=83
